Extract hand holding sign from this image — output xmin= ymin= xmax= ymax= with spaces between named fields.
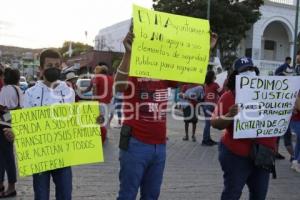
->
xmin=123 ymin=32 xmax=134 ymax=53
xmin=227 ymin=104 xmax=239 ymax=118
xmin=11 ymin=102 xmax=104 ymax=177
xmin=234 ymin=76 xmax=300 ymax=139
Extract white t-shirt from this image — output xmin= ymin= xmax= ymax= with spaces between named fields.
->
xmin=23 ymin=81 xmax=75 ymax=108
xmin=0 ymin=85 xmax=23 ymax=109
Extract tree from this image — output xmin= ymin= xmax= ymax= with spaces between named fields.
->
xmin=153 ymin=0 xmax=264 ymax=68
xmin=59 ymin=41 xmax=93 ymax=59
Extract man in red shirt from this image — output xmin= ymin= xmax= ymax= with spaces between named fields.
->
xmin=114 ymin=30 xmax=217 ymax=200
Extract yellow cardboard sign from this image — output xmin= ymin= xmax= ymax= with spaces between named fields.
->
xmin=11 ymin=102 xmax=104 ymax=177
xmin=130 ymin=5 xmax=210 ymax=84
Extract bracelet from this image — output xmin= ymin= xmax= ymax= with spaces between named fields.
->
xmin=117 ymin=68 xmax=129 ymax=75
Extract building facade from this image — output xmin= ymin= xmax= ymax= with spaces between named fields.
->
xmin=238 ymin=0 xmax=299 ymax=74
xmin=95 ymin=0 xmax=299 ymax=74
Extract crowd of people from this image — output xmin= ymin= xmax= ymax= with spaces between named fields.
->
xmin=0 ymin=29 xmax=299 ymax=200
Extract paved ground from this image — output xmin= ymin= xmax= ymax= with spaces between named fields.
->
xmin=6 ymin=113 xmax=300 ymax=199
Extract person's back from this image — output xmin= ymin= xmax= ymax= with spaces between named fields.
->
xmin=93 ymin=65 xmax=114 ymax=128
xmin=94 ymin=74 xmax=113 ymax=104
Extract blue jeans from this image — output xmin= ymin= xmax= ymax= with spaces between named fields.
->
xmin=33 ymin=167 xmax=72 ymax=200
xmin=219 ymin=143 xmax=270 ymax=200
xmin=117 ymin=137 xmax=166 ymax=200
xmin=114 ymin=98 xmax=123 ymax=121
xmin=202 ymin=104 xmax=215 ymax=141
xmin=290 ymin=120 xmax=300 ymax=163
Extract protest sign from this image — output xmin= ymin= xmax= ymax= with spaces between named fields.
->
xmin=130 ymin=5 xmax=210 ymax=84
xmin=234 ymin=75 xmax=300 ymax=139
xmin=11 ymin=102 xmax=103 ymax=177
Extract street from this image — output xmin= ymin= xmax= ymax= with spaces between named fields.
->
xmin=10 ymin=113 xmax=300 ymax=200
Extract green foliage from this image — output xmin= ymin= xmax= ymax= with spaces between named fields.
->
xmin=59 ymin=41 xmax=93 ymax=58
xmin=153 ymin=0 xmax=263 ymax=68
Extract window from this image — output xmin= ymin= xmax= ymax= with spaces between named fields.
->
xmin=264 ymin=40 xmax=276 ymax=50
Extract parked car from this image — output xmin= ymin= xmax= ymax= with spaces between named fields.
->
xmin=19 ymin=76 xmax=28 ymax=92
xmin=76 ymin=78 xmax=93 ymax=100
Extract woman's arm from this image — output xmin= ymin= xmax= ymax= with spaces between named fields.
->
xmin=211 ymin=104 xmax=239 ymax=130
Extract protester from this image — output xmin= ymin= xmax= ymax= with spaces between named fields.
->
xmin=92 ymin=63 xmax=114 ymax=128
xmin=274 ymin=57 xmax=294 ymax=160
xmin=291 ymin=94 xmax=300 ymax=172
xmin=0 ymin=68 xmax=22 ymax=198
xmin=81 ymin=64 xmax=103 ymax=95
xmin=180 ymin=84 xmax=203 ymax=142
xmin=202 ymin=70 xmax=222 ymax=146
xmin=211 ymin=57 xmax=277 ymax=200
xmin=275 ymin=56 xmax=293 ymax=76
xmin=65 ymin=72 xmax=79 ymax=102
xmin=6 ymin=49 xmax=75 ymax=200
xmin=114 ymin=29 xmax=217 ymax=199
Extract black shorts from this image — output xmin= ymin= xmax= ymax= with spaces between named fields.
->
xmin=183 ymin=106 xmax=198 ymax=124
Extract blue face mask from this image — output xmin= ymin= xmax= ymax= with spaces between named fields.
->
xmin=239 ymin=71 xmax=256 ymax=76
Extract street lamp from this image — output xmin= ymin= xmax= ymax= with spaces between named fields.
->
xmin=293 ymin=0 xmax=300 ymax=67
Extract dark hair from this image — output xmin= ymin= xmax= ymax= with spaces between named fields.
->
xmin=297 ymin=50 xmax=300 ymax=55
xmin=39 ymin=49 xmax=61 ymax=68
xmin=4 ymin=68 xmax=20 ymax=85
xmin=286 ymin=57 xmax=292 ymax=62
xmin=227 ymin=66 xmax=260 ymax=91
xmin=98 ymin=62 xmax=108 ymax=67
xmin=205 ymin=70 xmax=216 ymax=85
xmin=0 ymin=68 xmax=3 ymax=77
xmin=226 ymin=70 xmax=238 ymax=91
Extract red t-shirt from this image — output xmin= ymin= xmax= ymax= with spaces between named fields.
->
xmin=213 ymin=91 xmax=277 ymax=157
xmin=291 ymin=111 xmax=300 ymax=121
xmin=204 ymin=82 xmax=222 ymax=104
xmin=123 ymin=77 xmax=176 ymax=144
xmin=94 ymin=75 xmax=114 ymax=104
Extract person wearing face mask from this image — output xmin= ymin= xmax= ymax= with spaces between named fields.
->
xmin=10 ymin=49 xmax=75 ymax=200
xmin=211 ymin=57 xmax=277 ymax=200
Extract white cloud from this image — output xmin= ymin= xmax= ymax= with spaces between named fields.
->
xmin=0 ymin=0 xmax=152 ymax=48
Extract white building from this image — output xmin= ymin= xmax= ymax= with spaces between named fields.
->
xmin=238 ymin=0 xmax=299 ymax=74
xmin=95 ymin=0 xmax=299 ymax=74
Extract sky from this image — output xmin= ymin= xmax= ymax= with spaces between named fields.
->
xmin=0 ymin=0 xmax=153 ymax=49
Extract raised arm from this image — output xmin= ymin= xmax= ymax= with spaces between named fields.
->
xmin=114 ymin=32 xmax=134 ymax=92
